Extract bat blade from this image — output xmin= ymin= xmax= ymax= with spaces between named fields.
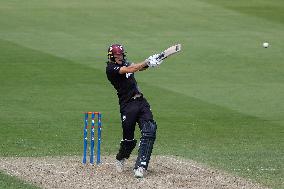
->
xmin=157 ymin=44 xmax=182 ymax=60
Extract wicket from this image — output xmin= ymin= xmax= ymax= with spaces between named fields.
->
xmin=82 ymin=112 xmax=102 ymax=165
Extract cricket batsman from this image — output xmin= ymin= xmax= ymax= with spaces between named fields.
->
xmin=106 ymin=44 xmax=163 ymax=178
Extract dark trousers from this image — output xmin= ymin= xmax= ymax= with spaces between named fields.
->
xmin=120 ymin=97 xmax=153 ymax=140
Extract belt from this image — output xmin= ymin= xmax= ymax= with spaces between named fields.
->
xmin=132 ymin=93 xmax=142 ymax=99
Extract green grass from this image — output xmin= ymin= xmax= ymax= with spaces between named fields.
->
xmin=0 ymin=0 xmax=283 ymax=188
xmin=0 ymin=171 xmax=40 ymax=189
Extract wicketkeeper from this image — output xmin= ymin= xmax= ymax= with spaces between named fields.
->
xmin=106 ymin=44 xmax=163 ymax=178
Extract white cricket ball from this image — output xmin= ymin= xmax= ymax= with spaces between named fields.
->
xmin=262 ymin=42 xmax=269 ymax=48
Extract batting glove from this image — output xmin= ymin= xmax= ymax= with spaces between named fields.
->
xmin=146 ymin=54 xmax=163 ymax=68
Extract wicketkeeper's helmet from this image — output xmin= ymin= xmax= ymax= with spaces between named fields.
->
xmin=107 ymin=44 xmax=126 ymax=62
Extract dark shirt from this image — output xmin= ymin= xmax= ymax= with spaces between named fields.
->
xmin=106 ymin=60 xmax=141 ymax=106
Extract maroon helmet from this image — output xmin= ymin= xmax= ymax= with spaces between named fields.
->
xmin=107 ymin=44 xmax=126 ymax=62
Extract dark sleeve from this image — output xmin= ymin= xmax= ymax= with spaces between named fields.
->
xmin=106 ymin=63 xmax=121 ymax=75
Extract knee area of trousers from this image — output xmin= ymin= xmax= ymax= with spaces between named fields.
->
xmin=141 ymin=120 xmax=157 ymax=139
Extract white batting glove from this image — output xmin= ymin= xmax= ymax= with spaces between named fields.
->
xmin=146 ymin=54 xmax=163 ymax=68
xmin=156 ymin=55 xmax=163 ymax=66
xmin=150 ymin=54 xmax=163 ymax=66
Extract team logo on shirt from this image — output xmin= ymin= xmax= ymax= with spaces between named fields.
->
xmin=113 ymin=67 xmax=120 ymax=70
xmin=126 ymin=73 xmax=133 ymax=78
xmin=122 ymin=115 xmax=126 ymax=122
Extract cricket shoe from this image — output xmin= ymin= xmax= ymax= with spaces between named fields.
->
xmin=115 ymin=159 xmax=125 ymax=172
xmin=134 ymin=167 xmax=145 ymax=178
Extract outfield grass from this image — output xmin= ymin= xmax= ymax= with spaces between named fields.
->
xmin=0 ymin=0 xmax=283 ymax=188
xmin=0 ymin=171 xmax=40 ymax=189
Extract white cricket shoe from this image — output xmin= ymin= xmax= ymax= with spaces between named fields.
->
xmin=115 ymin=159 xmax=125 ymax=172
xmin=134 ymin=167 xmax=145 ymax=178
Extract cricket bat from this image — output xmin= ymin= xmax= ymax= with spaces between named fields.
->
xmin=157 ymin=44 xmax=182 ymax=60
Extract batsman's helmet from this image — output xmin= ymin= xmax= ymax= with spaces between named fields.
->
xmin=107 ymin=44 xmax=126 ymax=62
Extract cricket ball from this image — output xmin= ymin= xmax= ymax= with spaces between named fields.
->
xmin=262 ymin=42 xmax=269 ymax=48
